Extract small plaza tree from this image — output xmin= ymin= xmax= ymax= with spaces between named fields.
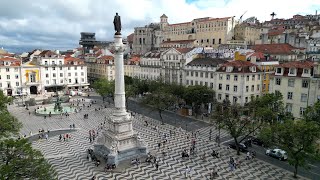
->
xmin=92 ymin=78 xmax=115 ymax=102
xmin=259 ymin=119 xmax=320 ymax=178
xmin=142 ymin=87 xmax=177 ymax=125
xmin=0 ymin=90 xmax=56 ymax=179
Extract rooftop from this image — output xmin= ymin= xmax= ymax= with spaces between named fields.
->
xmin=187 ymin=57 xmax=228 ymax=66
xmin=251 ymin=43 xmax=301 ymax=55
xmin=276 ymin=60 xmax=314 ymax=69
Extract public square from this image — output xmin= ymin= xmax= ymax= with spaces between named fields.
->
xmin=9 ymin=94 xmax=304 ymax=180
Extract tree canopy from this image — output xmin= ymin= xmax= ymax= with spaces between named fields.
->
xmin=92 ymin=78 xmax=115 ymax=99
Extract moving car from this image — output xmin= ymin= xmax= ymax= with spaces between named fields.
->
xmin=265 ymin=148 xmax=288 ymax=160
xmin=228 ymin=142 xmax=248 ymax=152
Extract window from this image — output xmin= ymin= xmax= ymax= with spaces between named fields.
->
xmin=46 ymin=74 xmax=49 ymax=78
xmin=68 ymin=67 xmax=70 ymax=70
xmin=59 ymin=61 xmax=62 ymax=65
xmin=81 ymin=78 xmax=84 ymax=82
xmin=263 ymin=74 xmax=266 ymax=80
xmin=289 ymin=68 xmax=296 ymax=75
xmin=275 ymin=90 xmax=281 ymax=96
xmin=52 ymin=67 xmax=55 ymax=70
xmin=15 ymin=75 xmax=18 ymax=79
xmin=195 ymin=72 xmax=198 ymax=77
xmin=257 ymin=85 xmax=260 ymax=91
xmin=68 ymin=73 xmax=71 ymax=76
xmin=46 ymin=80 xmax=49 ymax=84
xmin=52 ymin=61 xmax=55 ymax=65
xmin=234 ymin=75 xmax=238 ymax=81
xmin=186 ymin=80 xmax=189 ymax=85
xmin=81 ymin=72 xmax=84 ymax=76
xmin=74 ymin=66 xmax=77 ymax=70
xmin=191 ymin=72 xmax=194 ymax=76
xmin=301 ymin=93 xmax=307 ymax=102
xmin=226 ymin=85 xmax=230 ymax=91
xmin=303 ymin=69 xmax=309 ymax=74
xmin=0 ymin=83 xmax=2 ymax=87
xmin=287 ymin=92 xmax=293 ymax=100
xmin=288 ymin=79 xmax=295 ymax=87
xmin=233 ymin=96 xmax=237 ymax=103
xmin=53 ymin=73 xmax=56 ymax=77
xmin=69 ymin=79 xmax=71 ymax=83
xmin=219 ymin=74 xmax=222 ymax=80
xmin=45 ymin=67 xmax=48 ymax=71
xmin=276 ymin=68 xmax=282 ymax=74
xmin=60 ymin=79 xmax=63 ymax=84
xmin=60 ymin=67 xmax=63 ymax=70
xmin=218 ymin=94 xmax=222 ymax=100
xmin=60 ymin=73 xmax=63 ymax=77
xmin=286 ymin=103 xmax=292 ymax=112
xmin=6 ymin=68 xmax=9 ymax=72
xmin=225 ymin=94 xmax=229 ymax=100
xmin=246 ymin=75 xmax=249 ymax=81
xmin=211 ymin=73 xmax=214 ymax=78
xmin=300 ymin=107 xmax=306 ymax=116
xmin=245 ymin=97 xmax=248 ymax=103
xmin=75 ymin=72 xmax=78 ymax=76
xmin=251 ymin=85 xmax=254 ymax=92
xmin=252 ymin=75 xmax=255 ymax=80
xmin=233 ymin=85 xmax=238 ymax=92
xmin=6 ymin=75 xmax=10 ymax=79
xmin=218 ymin=38 xmax=221 ymax=44
xmin=81 ymin=66 xmax=83 ymax=70
xmin=212 ymin=39 xmax=215 ymax=44
xmin=200 ymin=72 xmax=203 ymax=78
xmin=205 ymin=72 xmax=208 ymax=78
xmin=44 ymin=61 xmax=48 ymax=65
xmin=302 ymin=80 xmax=309 ymax=88
xmin=226 ymin=75 xmax=230 ymax=80
xmin=53 ymin=79 xmax=56 ymax=84
xmin=14 ymin=68 xmax=18 ymax=72
xmin=258 ymin=75 xmax=261 ymax=80
xmin=16 ymin=82 xmax=19 ymax=86
xmin=246 ymin=86 xmax=249 ymax=92
xmin=276 ymin=78 xmax=281 ymax=85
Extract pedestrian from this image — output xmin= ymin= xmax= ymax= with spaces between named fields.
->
xmin=28 ymin=111 xmax=31 ymax=116
xmin=45 ymin=133 xmax=48 ymax=140
xmin=91 ymin=176 xmax=96 ymax=180
xmin=246 ymin=152 xmax=251 ymax=160
xmin=69 ymin=125 xmax=72 ymax=129
xmin=155 ymin=162 xmax=159 ymax=170
xmin=72 ymin=124 xmax=75 ymax=129
xmin=63 ymin=134 xmax=66 ymax=141
xmin=59 ymin=134 xmax=62 ymax=141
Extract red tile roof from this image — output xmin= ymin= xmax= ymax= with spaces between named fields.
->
xmin=251 ymin=43 xmax=300 ymax=55
xmin=276 ymin=61 xmax=314 ymax=69
xmin=217 ymin=60 xmax=260 ymax=73
xmin=268 ymin=29 xmax=285 ymax=36
xmin=0 ymin=57 xmax=21 ymax=66
xmin=98 ymin=55 xmax=114 ymax=60
xmin=130 ymin=55 xmax=140 ymax=62
xmin=176 ymin=48 xmax=193 ymax=54
xmin=0 ymin=53 xmax=15 ymax=57
xmin=247 ymin=52 xmax=265 ymax=59
xmin=169 ymin=22 xmax=190 ymax=26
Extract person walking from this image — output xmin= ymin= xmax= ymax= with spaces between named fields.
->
xmin=45 ymin=133 xmax=48 ymax=140
xmin=155 ymin=162 xmax=159 ymax=170
xmin=59 ymin=134 xmax=62 ymax=141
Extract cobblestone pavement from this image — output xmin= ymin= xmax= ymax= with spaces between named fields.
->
xmin=8 ymin=97 xmax=303 ymax=180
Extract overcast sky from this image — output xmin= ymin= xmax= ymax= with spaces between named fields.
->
xmin=0 ymin=0 xmax=319 ymax=53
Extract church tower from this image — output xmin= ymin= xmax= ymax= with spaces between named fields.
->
xmin=160 ymin=14 xmax=168 ymax=31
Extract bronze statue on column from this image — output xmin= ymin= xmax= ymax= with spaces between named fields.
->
xmin=113 ymin=13 xmax=121 ymax=35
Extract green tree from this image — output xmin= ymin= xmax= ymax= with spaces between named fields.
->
xmin=92 ymin=78 xmax=115 ymax=101
xmin=0 ymin=138 xmax=57 ymax=180
xmin=259 ymin=120 xmax=320 ymax=178
xmin=142 ymin=88 xmax=177 ymax=125
xmin=183 ymin=85 xmax=214 ymax=117
xmin=125 ymin=84 xmax=138 ymax=105
xmin=0 ymin=111 xmax=22 ymax=138
xmin=213 ymin=100 xmax=255 ymax=155
xmin=304 ymin=101 xmax=320 ymax=125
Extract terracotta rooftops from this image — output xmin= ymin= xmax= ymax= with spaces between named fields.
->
xmin=176 ymin=48 xmax=194 ymax=54
xmin=276 ymin=61 xmax=314 ymax=69
xmin=187 ymin=57 xmax=228 ymax=67
xmin=64 ymin=57 xmax=82 ymax=62
xmin=268 ymin=29 xmax=285 ymax=36
xmin=98 ymin=55 xmax=114 ymax=60
xmin=251 ymin=43 xmax=301 ymax=55
xmin=217 ymin=60 xmax=260 ymax=73
xmin=0 ymin=57 xmax=21 ymax=66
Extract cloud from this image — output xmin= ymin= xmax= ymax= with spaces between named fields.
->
xmin=0 ymin=0 xmax=318 ymax=53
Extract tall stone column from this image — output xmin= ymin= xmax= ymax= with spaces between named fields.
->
xmin=113 ymin=35 xmax=126 ymax=114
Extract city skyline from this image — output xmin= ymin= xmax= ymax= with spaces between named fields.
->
xmin=0 ymin=0 xmax=319 ymax=53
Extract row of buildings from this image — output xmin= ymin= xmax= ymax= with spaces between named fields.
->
xmin=0 ymin=49 xmax=89 ymax=96
xmin=80 ymin=43 xmax=320 ymax=119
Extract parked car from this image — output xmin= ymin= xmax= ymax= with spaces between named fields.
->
xmin=265 ymin=148 xmax=288 ymax=160
xmin=228 ymin=142 xmax=248 ymax=152
xmin=247 ymin=136 xmax=265 ymax=147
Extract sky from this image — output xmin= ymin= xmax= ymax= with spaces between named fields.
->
xmin=0 ymin=0 xmax=319 ymax=53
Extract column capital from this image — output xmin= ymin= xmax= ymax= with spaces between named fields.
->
xmin=111 ymin=44 xmax=126 ymax=53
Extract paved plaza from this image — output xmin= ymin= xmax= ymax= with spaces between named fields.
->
xmin=8 ymin=96 xmax=303 ymax=180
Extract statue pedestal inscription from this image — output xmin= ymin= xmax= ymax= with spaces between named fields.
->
xmin=94 ymin=16 xmax=148 ymax=165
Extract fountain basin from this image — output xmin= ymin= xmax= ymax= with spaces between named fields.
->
xmin=35 ymin=105 xmax=75 ymax=116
